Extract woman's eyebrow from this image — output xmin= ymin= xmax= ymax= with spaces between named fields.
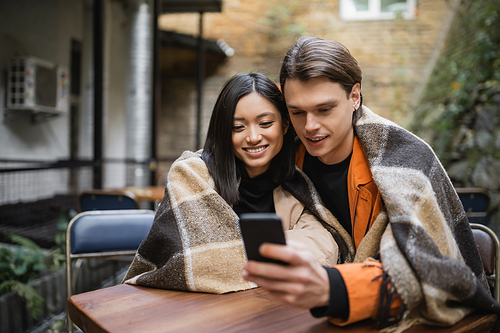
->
xmin=234 ymin=112 xmax=276 ymax=121
xmin=257 ymin=112 xmax=277 ymax=119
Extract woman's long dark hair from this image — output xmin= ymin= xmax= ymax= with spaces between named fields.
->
xmin=202 ymin=72 xmax=295 ymax=205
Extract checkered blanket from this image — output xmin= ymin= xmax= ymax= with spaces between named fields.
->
xmin=347 ymin=106 xmax=500 ymax=331
xmin=122 ymin=150 xmax=342 ymax=293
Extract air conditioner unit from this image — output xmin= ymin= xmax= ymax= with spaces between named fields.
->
xmin=7 ymin=56 xmax=69 ymax=114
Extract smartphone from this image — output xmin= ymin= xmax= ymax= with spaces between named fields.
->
xmin=239 ymin=212 xmax=287 ymax=265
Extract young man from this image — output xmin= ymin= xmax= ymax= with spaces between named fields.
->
xmin=242 ymin=37 xmax=499 ymax=330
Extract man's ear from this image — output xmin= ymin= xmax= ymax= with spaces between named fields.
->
xmin=351 ymin=83 xmax=361 ymax=110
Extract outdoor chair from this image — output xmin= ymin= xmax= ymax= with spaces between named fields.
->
xmin=65 ymin=209 xmax=155 ymax=333
xmin=78 ymin=190 xmax=139 ymax=212
xmin=470 ymin=223 xmax=500 ymax=302
xmin=456 ymin=187 xmax=490 ymax=225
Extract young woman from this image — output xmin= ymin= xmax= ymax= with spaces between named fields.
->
xmin=123 ymin=73 xmax=339 ymax=294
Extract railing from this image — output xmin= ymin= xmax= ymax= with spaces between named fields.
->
xmin=0 ymin=157 xmax=165 ymax=206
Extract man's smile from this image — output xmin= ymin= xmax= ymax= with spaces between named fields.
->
xmin=307 ymin=136 xmax=327 ymax=143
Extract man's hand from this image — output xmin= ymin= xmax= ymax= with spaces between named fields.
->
xmin=242 ymin=240 xmax=330 ymax=309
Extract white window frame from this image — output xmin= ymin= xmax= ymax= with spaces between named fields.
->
xmin=340 ymin=0 xmax=417 ymax=21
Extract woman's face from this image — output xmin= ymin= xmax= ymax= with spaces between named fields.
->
xmin=232 ymin=92 xmax=287 ymax=178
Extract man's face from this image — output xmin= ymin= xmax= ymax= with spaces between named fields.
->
xmin=284 ymin=78 xmax=361 ymax=165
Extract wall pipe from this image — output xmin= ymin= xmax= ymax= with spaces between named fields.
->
xmin=125 ymin=0 xmax=154 ymax=188
xmin=195 ymin=11 xmax=205 ymax=150
xmin=92 ymin=0 xmax=104 ymax=189
xmin=150 ymin=0 xmax=159 ymax=186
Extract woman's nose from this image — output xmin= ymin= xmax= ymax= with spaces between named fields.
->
xmin=246 ymin=127 xmax=262 ymax=143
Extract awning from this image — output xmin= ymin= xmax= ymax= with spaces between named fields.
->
xmin=159 ymin=30 xmax=233 ymax=77
xmin=160 ymin=30 xmax=233 ymax=56
xmin=159 ymin=0 xmax=224 ymax=150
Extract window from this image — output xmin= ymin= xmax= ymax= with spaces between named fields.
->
xmin=340 ymin=0 xmax=416 ymax=21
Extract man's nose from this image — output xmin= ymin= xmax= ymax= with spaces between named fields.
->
xmin=246 ymin=126 xmax=262 ymax=143
xmin=304 ymin=113 xmax=320 ymax=132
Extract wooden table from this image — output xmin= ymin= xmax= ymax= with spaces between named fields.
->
xmin=123 ymin=186 xmax=165 ymax=202
xmin=68 ymin=284 xmax=496 ymax=333
xmin=99 ymin=186 xmax=165 ymax=207
xmin=68 ymin=284 xmax=368 ymax=333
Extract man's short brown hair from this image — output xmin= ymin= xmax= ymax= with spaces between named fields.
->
xmin=280 ymin=37 xmax=362 ymax=101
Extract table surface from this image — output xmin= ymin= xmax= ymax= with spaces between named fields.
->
xmin=68 ymin=284 xmax=496 ymax=333
xmin=124 ymin=186 xmax=165 ymax=202
xmin=101 ymin=186 xmax=165 ymax=202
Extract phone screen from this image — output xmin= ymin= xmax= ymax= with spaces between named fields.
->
xmin=239 ymin=213 xmax=287 ymax=265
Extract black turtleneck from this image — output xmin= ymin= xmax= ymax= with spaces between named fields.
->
xmin=233 ymin=169 xmax=279 ymax=216
xmin=303 ymin=152 xmax=352 ymax=321
xmin=302 ymin=151 xmax=352 ymax=236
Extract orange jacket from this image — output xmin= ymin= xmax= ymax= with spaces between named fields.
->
xmin=296 ymin=136 xmax=401 ymax=325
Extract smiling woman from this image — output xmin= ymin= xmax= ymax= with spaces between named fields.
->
xmin=122 ymin=72 xmax=340 ymax=294
xmin=232 ymin=92 xmax=286 ymax=178
xmin=202 ymin=72 xmax=295 ymax=206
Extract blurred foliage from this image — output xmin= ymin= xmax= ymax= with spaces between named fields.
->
xmin=0 ymin=233 xmax=47 ymax=286
xmin=259 ymin=1 xmax=307 ymax=54
xmin=51 ymin=209 xmax=77 ymax=270
xmin=0 ymin=233 xmax=46 ymax=319
xmin=410 ymin=0 xmax=500 ymax=163
xmin=0 ymin=208 xmax=76 ymax=319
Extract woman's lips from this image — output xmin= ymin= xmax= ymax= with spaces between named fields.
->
xmin=243 ymin=145 xmax=269 ymax=155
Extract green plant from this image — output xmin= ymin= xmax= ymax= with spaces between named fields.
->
xmin=48 ymin=316 xmax=66 ymax=333
xmin=258 ymin=1 xmax=307 ymax=54
xmin=50 ymin=209 xmax=77 ymax=270
xmin=0 ymin=209 xmax=76 ymax=319
xmin=0 ymin=233 xmax=46 ymax=319
xmin=410 ymin=0 xmax=500 ymax=164
xmin=0 ymin=280 xmax=44 ymax=319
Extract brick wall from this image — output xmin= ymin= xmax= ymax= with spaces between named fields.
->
xmin=156 ymin=0 xmax=454 ymax=177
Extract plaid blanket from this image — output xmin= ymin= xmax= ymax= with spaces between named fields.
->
xmin=346 ymin=106 xmax=500 ymax=330
xmin=123 ymin=150 xmax=343 ymax=294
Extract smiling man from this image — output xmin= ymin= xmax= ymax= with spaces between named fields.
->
xmin=242 ymin=37 xmax=500 ymax=331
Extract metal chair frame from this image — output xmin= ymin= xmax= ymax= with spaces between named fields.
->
xmin=65 ymin=209 xmax=155 ymax=333
xmin=470 ymin=223 xmax=500 ymax=303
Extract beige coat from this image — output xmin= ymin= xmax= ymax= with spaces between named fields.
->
xmin=274 ymin=185 xmax=338 ymax=267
